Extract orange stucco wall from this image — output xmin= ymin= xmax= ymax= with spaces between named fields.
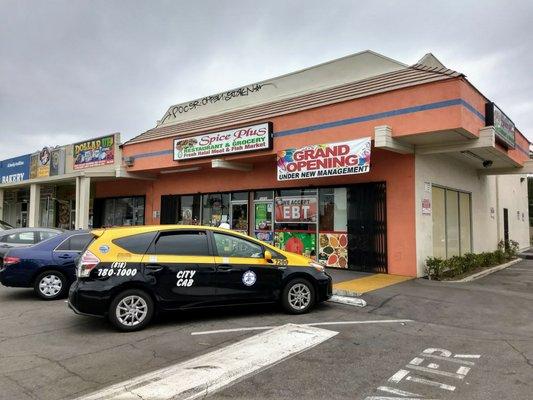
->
xmin=124 ymin=78 xmax=485 ymax=172
xmin=93 ymin=77 xmax=529 ymax=277
xmin=95 ymin=148 xmax=416 ymax=276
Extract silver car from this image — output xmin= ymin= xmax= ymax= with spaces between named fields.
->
xmin=0 ymin=228 xmax=63 ymax=263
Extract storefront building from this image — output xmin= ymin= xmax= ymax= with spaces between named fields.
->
xmin=0 ymin=133 xmax=151 ymax=230
xmin=90 ymin=52 xmax=533 ymax=276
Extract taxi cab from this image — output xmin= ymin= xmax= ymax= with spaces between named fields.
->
xmin=68 ymin=225 xmax=333 ymax=331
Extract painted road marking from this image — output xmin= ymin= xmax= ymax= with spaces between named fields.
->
xmin=388 ymin=369 xmax=410 ymax=384
xmin=406 ymin=364 xmax=467 ymax=379
xmin=366 ymin=397 xmax=437 ymax=400
xmin=365 ymin=348 xmax=481 ymax=400
xmin=191 ymin=319 xmax=412 ymax=335
xmin=406 ymin=376 xmax=456 ymax=391
xmin=454 ymin=354 xmax=481 ymax=359
xmin=424 ymin=353 xmax=476 ymax=366
xmin=76 ymin=324 xmax=337 ymax=400
xmin=333 ymin=273 xmax=412 ymax=294
xmin=377 ymin=386 xmax=423 ymax=397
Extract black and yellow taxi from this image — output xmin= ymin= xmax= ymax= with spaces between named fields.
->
xmin=68 ymin=225 xmax=332 ymax=331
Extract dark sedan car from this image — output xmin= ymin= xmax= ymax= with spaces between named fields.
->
xmin=0 ymin=227 xmax=63 ymax=264
xmin=0 ymin=230 xmax=93 ymax=299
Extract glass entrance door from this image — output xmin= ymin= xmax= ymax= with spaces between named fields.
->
xmin=253 ymin=201 xmax=273 ymax=244
xmin=230 ymin=202 xmax=248 ymax=234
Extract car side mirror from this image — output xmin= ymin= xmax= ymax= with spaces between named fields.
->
xmin=264 ymin=250 xmax=273 ymax=263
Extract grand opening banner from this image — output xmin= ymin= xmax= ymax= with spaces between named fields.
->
xmin=277 ymin=137 xmax=371 ymax=181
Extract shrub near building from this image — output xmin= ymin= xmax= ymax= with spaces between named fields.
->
xmin=425 ymin=240 xmax=519 ymax=280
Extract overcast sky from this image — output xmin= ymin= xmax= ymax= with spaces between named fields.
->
xmin=0 ymin=0 xmax=532 ymax=160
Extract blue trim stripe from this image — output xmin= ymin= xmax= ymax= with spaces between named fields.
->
xmin=275 ymin=98 xmax=484 ymax=138
xmin=131 ymin=98 xmax=485 ymax=160
xmin=461 ymin=100 xmax=485 ymax=121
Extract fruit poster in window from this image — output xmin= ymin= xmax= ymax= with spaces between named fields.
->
xmin=255 ymin=203 xmax=272 ymax=230
xmin=275 ymin=231 xmax=316 ymax=258
xmin=318 ymin=233 xmax=348 ymax=268
xmin=255 ymin=231 xmax=274 ymax=244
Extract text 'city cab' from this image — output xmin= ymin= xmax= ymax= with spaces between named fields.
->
xmin=68 ymin=225 xmax=332 ymax=331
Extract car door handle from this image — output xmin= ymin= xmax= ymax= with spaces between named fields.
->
xmin=145 ymin=264 xmax=164 ymax=272
xmin=58 ymin=254 xmax=72 ymax=259
xmin=217 ymin=264 xmax=233 ymax=272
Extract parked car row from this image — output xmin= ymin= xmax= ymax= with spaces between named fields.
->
xmin=0 ymin=227 xmax=64 ymax=264
xmin=0 ymin=229 xmax=92 ymax=299
xmin=0 ymin=225 xmax=332 ymax=332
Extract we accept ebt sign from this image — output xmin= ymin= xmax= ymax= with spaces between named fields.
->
xmin=277 ymin=137 xmax=371 ymax=181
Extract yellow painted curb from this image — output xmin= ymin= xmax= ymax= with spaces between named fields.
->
xmin=333 ymin=273 xmax=412 ymax=294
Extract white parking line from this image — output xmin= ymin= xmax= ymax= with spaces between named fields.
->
xmin=454 ymin=354 xmax=481 ymax=359
xmin=191 ymin=319 xmax=412 ymax=335
xmin=76 ymin=323 xmax=337 ymax=400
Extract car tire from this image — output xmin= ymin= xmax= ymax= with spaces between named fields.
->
xmin=34 ymin=271 xmax=68 ymax=300
xmin=109 ymin=289 xmax=154 ymax=332
xmin=281 ymin=278 xmax=315 ymax=314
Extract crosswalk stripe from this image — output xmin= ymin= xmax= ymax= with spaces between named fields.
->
xmin=76 ymin=323 xmax=338 ymax=400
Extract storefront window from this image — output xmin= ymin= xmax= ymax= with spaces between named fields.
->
xmin=318 ymin=188 xmax=348 ymax=268
xmin=432 ymin=186 xmax=472 ymax=258
xmin=231 ymin=192 xmax=248 ymax=201
xmin=459 ymin=192 xmax=472 ymax=254
xmin=253 ymin=191 xmax=274 ymax=243
xmin=432 ymin=187 xmax=446 ymax=259
xmin=101 ymin=196 xmax=145 ymax=227
xmin=202 ymin=193 xmax=230 ymax=226
xmin=446 ymin=190 xmax=460 ymax=257
xmin=231 ymin=203 xmax=248 ymax=231
xmin=254 ymin=190 xmax=273 ymax=200
xmin=274 ymin=189 xmax=317 ymax=258
xmin=178 ymin=195 xmax=201 ymax=225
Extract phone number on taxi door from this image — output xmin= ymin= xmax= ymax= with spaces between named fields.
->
xmin=97 ymin=262 xmax=138 ymax=277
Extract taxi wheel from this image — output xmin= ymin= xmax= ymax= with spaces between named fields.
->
xmin=282 ymin=278 xmax=315 ymax=314
xmin=109 ymin=289 xmax=154 ymax=332
xmin=34 ymin=271 xmax=67 ymax=300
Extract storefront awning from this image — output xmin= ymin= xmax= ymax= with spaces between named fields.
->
xmin=375 ymin=125 xmax=532 ymax=175
xmin=0 ymin=168 xmax=155 ymax=190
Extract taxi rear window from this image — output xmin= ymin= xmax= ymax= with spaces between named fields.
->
xmin=112 ymin=232 xmax=157 ymax=254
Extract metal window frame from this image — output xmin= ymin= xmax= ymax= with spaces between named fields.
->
xmin=432 ymin=184 xmax=473 ymax=258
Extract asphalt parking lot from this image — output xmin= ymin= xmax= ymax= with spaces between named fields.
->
xmin=1 ymin=260 xmax=533 ymax=400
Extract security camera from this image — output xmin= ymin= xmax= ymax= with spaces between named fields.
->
xmin=483 ymin=160 xmax=493 ymax=168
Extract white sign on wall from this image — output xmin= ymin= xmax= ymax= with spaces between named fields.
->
xmin=173 ymin=123 xmax=272 ymax=161
xmin=422 ymin=198 xmax=431 ymax=215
